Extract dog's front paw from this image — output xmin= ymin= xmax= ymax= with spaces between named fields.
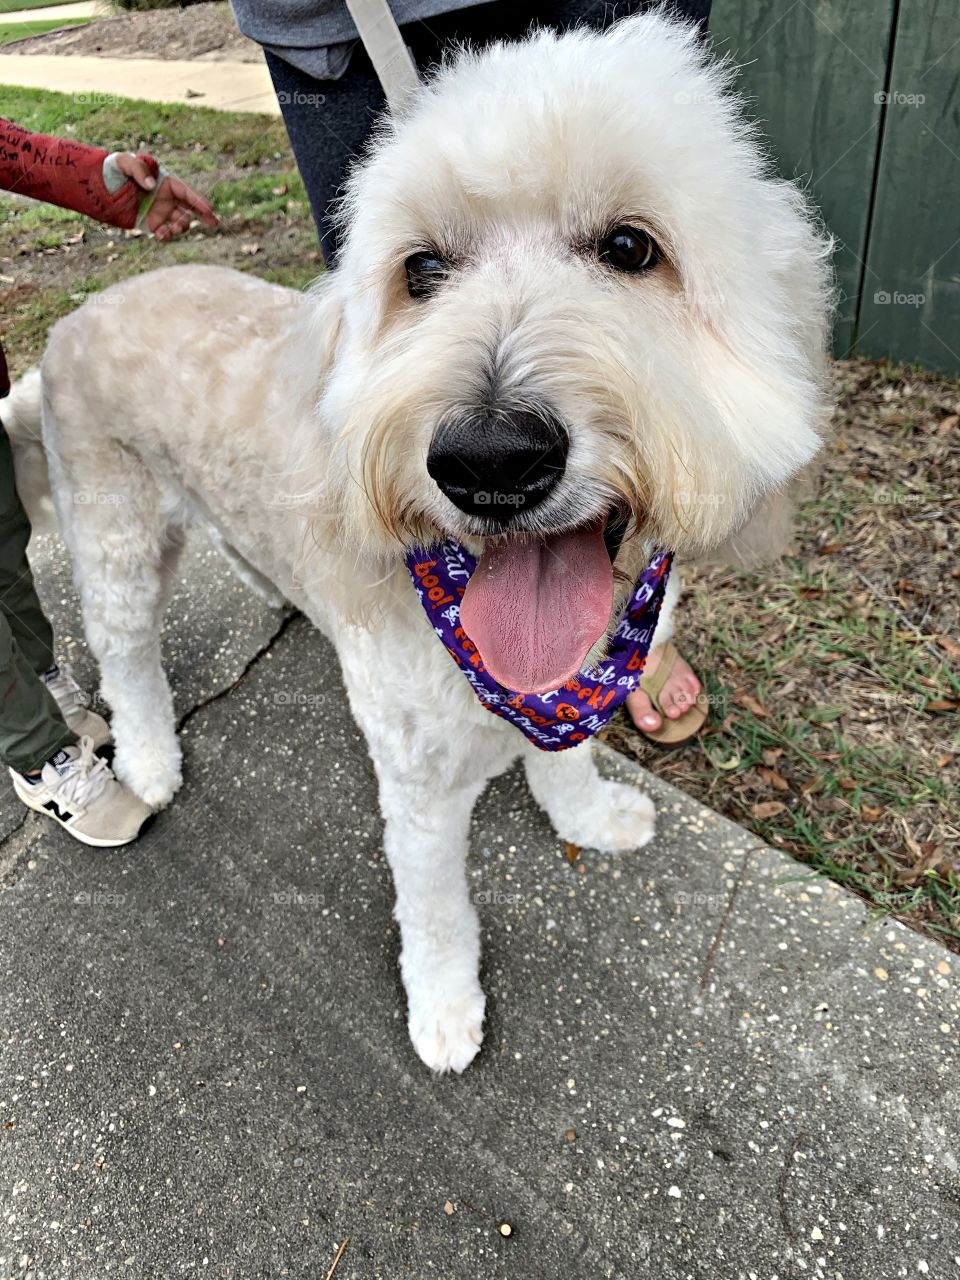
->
xmin=564 ymin=779 xmax=656 ymax=853
xmin=112 ymin=732 xmax=183 ymax=810
xmin=408 ymin=985 xmax=486 ymax=1074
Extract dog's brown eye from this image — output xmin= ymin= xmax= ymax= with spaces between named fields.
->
xmin=599 ymin=226 xmax=660 ymax=274
xmin=405 ymin=251 xmax=449 ymax=300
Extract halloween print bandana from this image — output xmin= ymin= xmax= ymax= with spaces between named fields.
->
xmin=405 ymin=540 xmax=672 ymax=751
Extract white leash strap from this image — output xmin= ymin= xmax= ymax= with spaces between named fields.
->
xmin=344 ymin=0 xmax=421 ymax=111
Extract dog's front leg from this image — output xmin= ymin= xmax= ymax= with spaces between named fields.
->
xmin=524 ymin=741 xmax=656 ymax=853
xmin=375 ymin=762 xmax=488 ymax=1073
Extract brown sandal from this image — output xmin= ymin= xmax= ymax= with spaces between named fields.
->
xmin=635 ymin=640 xmax=708 ymax=747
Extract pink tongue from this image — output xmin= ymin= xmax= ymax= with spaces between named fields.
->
xmin=460 ymin=523 xmax=613 ymax=694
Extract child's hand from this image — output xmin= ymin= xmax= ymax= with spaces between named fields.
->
xmin=114 ymin=152 xmax=218 ymax=242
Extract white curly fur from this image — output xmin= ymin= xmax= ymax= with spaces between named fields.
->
xmin=1 ymin=12 xmax=831 ymax=1073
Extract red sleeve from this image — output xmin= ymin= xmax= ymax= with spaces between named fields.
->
xmin=0 ymin=119 xmax=156 ymax=229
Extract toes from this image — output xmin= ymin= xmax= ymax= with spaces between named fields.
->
xmin=409 ymin=989 xmax=486 ymax=1074
xmin=660 ymin=665 xmax=703 ymax=720
xmin=626 ymin=688 xmax=662 ymax=732
xmin=588 ymin=781 xmax=656 ymax=852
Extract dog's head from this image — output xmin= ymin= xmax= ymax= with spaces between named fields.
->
xmin=310 ymin=12 xmax=833 ymax=691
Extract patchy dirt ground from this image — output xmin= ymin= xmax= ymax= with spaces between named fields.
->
xmin=1 ymin=1 xmax=260 ymax=61
xmin=605 ymin=359 xmax=960 ymax=945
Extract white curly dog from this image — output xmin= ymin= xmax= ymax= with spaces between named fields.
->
xmin=3 ymin=12 xmax=831 ymax=1072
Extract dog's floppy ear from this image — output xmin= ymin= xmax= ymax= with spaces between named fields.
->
xmin=304 ymin=272 xmax=346 ymax=388
xmin=705 ymin=465 xmax=818 ymax=569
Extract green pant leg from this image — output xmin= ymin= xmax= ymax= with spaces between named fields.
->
xmin=0 ymin=420 xmax=55 ymax=674
xmin=0 ymin=421 xmax=76 ymax=772
xmin=0 ymin=612 xmax=76 ymax=773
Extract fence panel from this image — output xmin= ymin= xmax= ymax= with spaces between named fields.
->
xmin=855 ymin=0 xmax=960 ymax=373
xmin=709 ymin=0 xmax=896 ymax=355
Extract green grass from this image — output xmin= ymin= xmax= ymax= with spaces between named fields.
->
xmin=0 ymin=0 xmax=86 ymax=9
xmin=0 ymin=84 xmax=319 ymax=369
xmin=606 ymin=356 xmax=960 ymax=947
xmin=0 ymin=17 xmax=88 ymax=41
xmin=0 ymin=84 xmax=293 ymax=171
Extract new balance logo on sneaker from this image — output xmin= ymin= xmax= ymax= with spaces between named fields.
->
xmin=9 ymin=736 xmax=153 ymax=848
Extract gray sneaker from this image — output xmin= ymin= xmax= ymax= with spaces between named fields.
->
xmin=42 ymin=664 xmax=111 ymax=751
xmin=10 ymin=737 xmax=154 ymax=848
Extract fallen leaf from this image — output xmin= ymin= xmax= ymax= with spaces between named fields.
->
xmin=564 ymin=841 xmax=580 ymax=865
xmin=935 ymin=635 xmax=960 ymax=660
xmin=925 ymin=700 xmax=959 ymax=714
xmin=938 ymin=414 xmax=958 ymax=434
xmin=937 ymin=754 xmax=954 ymax=768
xmin=761 ymin=748 xmax=784 ymax=766
xmin=838 ymin=777 xmax=858 ymax=791
xmin=734 ymin=691 xmax=771 ymax=718
xmin=819 ymin=542 xmax=843 ymax=555
xmin=751 ymin=800 xmax=786 ymax=819
xmin=861 ymin=804 xmax=883 ymax=821
xmin=758 ymin=766 xmax=790 ymax=791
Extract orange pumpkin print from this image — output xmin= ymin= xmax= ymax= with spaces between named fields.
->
xmin=554 ymin=703 xmax=580 ymax=722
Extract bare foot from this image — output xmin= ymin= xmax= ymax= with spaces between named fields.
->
xmin=626 ymin=644 xmax=702 ymax=734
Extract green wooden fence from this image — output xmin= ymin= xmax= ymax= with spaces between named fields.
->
xmin=710 ymin=0 xmax=960 ymax=374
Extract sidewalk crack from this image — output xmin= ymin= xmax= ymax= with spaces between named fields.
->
xmin=177 ymin=608 xmax=303 ymax=733
xmin=699 ymin=845 xmax=764 ymax=990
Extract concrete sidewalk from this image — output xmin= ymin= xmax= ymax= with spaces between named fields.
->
xmin=0 ymin=2 xmax=99 ymax=23
xmin=0 ymin=530 xmax=958 ymax=1279
xmin=0 ymin=52 xmax=278 ymax=113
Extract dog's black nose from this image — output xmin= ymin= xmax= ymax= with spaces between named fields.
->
xmin=427 ymin=407 xmax=568 ymax=521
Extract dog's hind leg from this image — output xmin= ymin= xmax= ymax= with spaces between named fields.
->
xmin=524 ymin=742 xmax=656 ymax=853
xmin=48 ymin=440 xmax=184 ymax=810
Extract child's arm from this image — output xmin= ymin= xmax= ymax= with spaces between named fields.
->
xmin=0 ymin=119 xmax=216 ymax=237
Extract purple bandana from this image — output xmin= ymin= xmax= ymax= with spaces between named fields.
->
xmin=405 ymin=540 xmax=673 ymax=751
